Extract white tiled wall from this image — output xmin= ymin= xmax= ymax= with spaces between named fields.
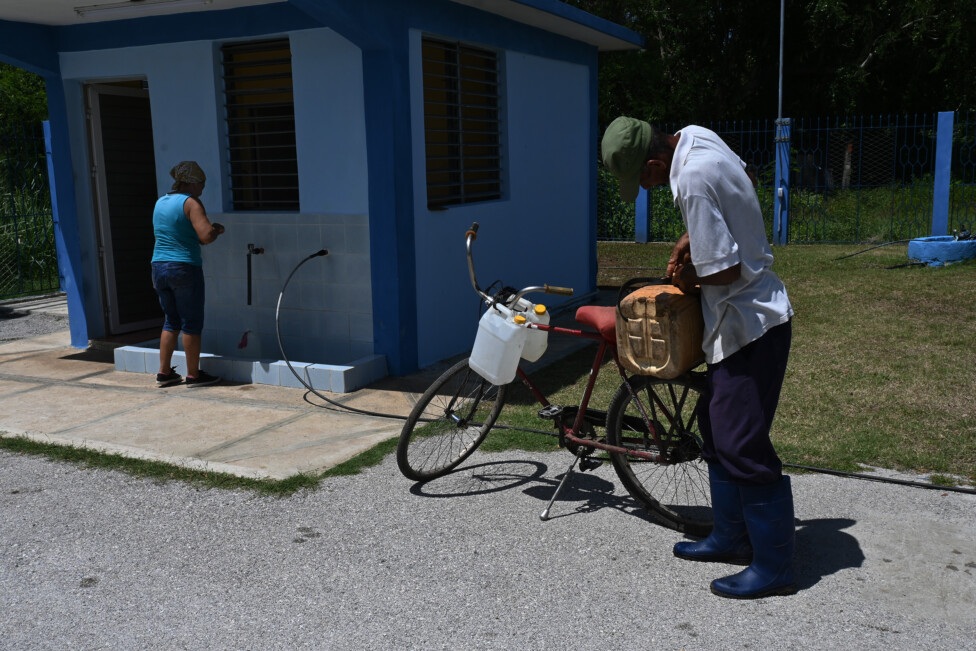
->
xmin=116 ymin=212 xmax=386 ymax=392
xmin=201 ymin=212 xmax=373 ymax=366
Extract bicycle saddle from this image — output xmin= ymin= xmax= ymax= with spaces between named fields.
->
xmin=575 ymin=305 xmax=617 ymax=343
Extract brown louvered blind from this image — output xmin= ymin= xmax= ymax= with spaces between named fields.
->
xmin=423 ymin=37 xmax=502 ymax=209
xmin=222 ymin=39 xmax=299 ymax=211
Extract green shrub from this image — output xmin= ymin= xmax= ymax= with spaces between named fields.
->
xmin=596 ymin=166 xmax=635 ymax=240
xmin=0 ymin=119 xmax=58 ymax=299
xmin=0 ymin=213 xmax=58 ymax=298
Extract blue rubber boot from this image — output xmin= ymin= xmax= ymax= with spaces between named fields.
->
xmin=673 ymin=463 xmax=752 ymax=565
xmin=710 ymin=475 xmax=797 ymax=599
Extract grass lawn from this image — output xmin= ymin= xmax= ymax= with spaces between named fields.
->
xmin=771 ymin=243 xmax=974 ymax=485
xmin=594 ymin=241 xmax=974 ymax=485
xmin=476 ymin=241 xmax=975 ymax=488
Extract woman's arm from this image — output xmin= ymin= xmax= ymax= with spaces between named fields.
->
xmin=185 ymin=197 xmax=223 ymax=244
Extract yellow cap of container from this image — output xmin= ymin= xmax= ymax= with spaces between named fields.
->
xmin=513 ymin=314 xmax=527 ymax=325
xmin=534 ymin=304 xmax=547 ymax=315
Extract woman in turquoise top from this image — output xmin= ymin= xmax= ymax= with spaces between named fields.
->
xmin=151 ymin=161 xmax=224 ymax=387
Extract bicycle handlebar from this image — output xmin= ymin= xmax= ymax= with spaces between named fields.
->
xmin=465 ymin=223 xmax=482 ymax=297
xmin=544 ymin=284 xmax=574 ymax=296
xmin=465 ymin=222 xmax=574 ymax=307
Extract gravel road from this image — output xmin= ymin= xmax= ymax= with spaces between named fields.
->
xmin=0 ymin=308 xmax=68 ymax=342
xmin=1 ymin=449 xmax=973 ymax=650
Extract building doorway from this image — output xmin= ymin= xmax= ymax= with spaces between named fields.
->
xmin=86 ymin=81 xmax=160 ymax=334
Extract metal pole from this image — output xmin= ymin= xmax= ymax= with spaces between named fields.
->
xmin=774 ymin=118 xmax=791 ymax=245
xmin=778 ymin=0 xmax=784 ymax=119
xmin=773 ymin=0 xmax=789 ymax=245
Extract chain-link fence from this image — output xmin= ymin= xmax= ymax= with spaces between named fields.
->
xmin=0 ymin=121 xmax=58 ymax=300
xmin=791 ymin=113 xmax=934 ymax=243
xmin=598 ymin=112 xmax=976 ymax=244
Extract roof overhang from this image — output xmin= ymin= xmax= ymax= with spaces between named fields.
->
xmin=0 ymin=0 xmax=281 ymax=27
xmin=0 ymin=0 xmax=643 ymax=51
xmin=447 ymin=0 xmax=642 ymax=51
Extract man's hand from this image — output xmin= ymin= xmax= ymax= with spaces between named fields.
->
xmin=671 ymin=261 xmax=701 ymax=294
xmin=666 ymin=232 xmax=691 ymax=280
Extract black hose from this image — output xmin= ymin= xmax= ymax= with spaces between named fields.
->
xmin=784 ymin=463 xmax=976 ymax=495
xmin=483 ymin=423 xmax=976 ymax=494
xmin=834 ymin=239 xmax=911 ymax=260
xmin=493 ymin=423 xmax=975 ymax=493
xmin=275 ymin=249 xmax=408 ymax=421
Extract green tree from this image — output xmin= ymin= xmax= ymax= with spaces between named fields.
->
xmin=569 ymin=0 xmax=976 ymax=124
xmin=0 ymin=62 xmax=48 ymax=201
xmin=0 ymin=63 xmax=54 ymax=299
xmin=0 ymin=63 xmax=47 ymax=125
xmin=791 ymin=0 xmax=976 ymax=114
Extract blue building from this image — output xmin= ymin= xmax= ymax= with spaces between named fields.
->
xmin=0 ymin=0 xmax=640 ymax=389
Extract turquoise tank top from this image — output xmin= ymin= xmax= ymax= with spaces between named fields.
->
xmin=151 ymin=193 xmax=202 ymax=266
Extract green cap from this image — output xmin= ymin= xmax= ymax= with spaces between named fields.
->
xmin=601 ymin=116 xmax=652 ymax=202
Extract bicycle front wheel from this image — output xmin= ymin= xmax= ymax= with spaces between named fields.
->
xmin=605 ymin=374 xmax=712 ymax=536
xmin=397 ymin=358 xmax=508 ymax=481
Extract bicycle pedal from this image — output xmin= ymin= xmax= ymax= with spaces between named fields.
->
xmin=538 ymin=405 xmax=564 ymax=420
xmin=579 ymin=458 xmax=603 ymax=472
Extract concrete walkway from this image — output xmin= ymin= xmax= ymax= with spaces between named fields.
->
xmin=0 ymin=328 xmax=420 ymax=479
xmin=0 ymin=293 xmax=447 ymax=478
xmin=0 ymin=292 xmax=597 ymax=480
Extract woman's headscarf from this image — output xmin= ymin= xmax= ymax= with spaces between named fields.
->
xmin=169 ymin=161 xmax=207 ymax=191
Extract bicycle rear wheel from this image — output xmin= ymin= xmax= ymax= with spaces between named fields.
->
xmin=605 ymin=374 xmax=712 ymax=536
xmin=397 ymin=358 xmax=508 ymax=481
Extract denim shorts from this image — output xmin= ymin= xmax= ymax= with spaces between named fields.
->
xmin=151 ymin=261 xmax=205 ymax=335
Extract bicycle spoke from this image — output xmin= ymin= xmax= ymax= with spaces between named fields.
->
xmin=606 ymin=375 xmax=712 ymax=536
xmin=397 ymin=359 xmax=507 ymax=481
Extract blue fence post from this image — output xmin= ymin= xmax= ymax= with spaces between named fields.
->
xmin=773 ymin=118 xmax=791 ymax=245
xmin=931 ymin=111 xmax=954 ymax=236
xmin=634 ymin=186 xmax=649 ymax=243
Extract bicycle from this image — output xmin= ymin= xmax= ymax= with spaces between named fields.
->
xmin=396 ymin=223 xmax=712 ymax=535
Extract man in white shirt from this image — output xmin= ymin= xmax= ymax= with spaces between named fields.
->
xmin=602 ymin=116 xmax=796 ymax=599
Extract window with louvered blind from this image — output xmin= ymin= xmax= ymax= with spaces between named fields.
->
xmin=222 ymin=39 xmax=299 ymax=211
xmin=422 ymin=37 xmax=502 ymax=209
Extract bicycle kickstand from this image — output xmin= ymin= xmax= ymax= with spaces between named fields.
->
xmin=539 ymin=449 xmax=586 ymax=521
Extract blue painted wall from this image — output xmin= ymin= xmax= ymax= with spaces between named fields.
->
xmin=59 ymin=30 xmax=373 ymax=365
xmin=408 ymin=34 xmax=597 ymax=367
xmin=0 ymin=0 xmax=631 ymax=375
